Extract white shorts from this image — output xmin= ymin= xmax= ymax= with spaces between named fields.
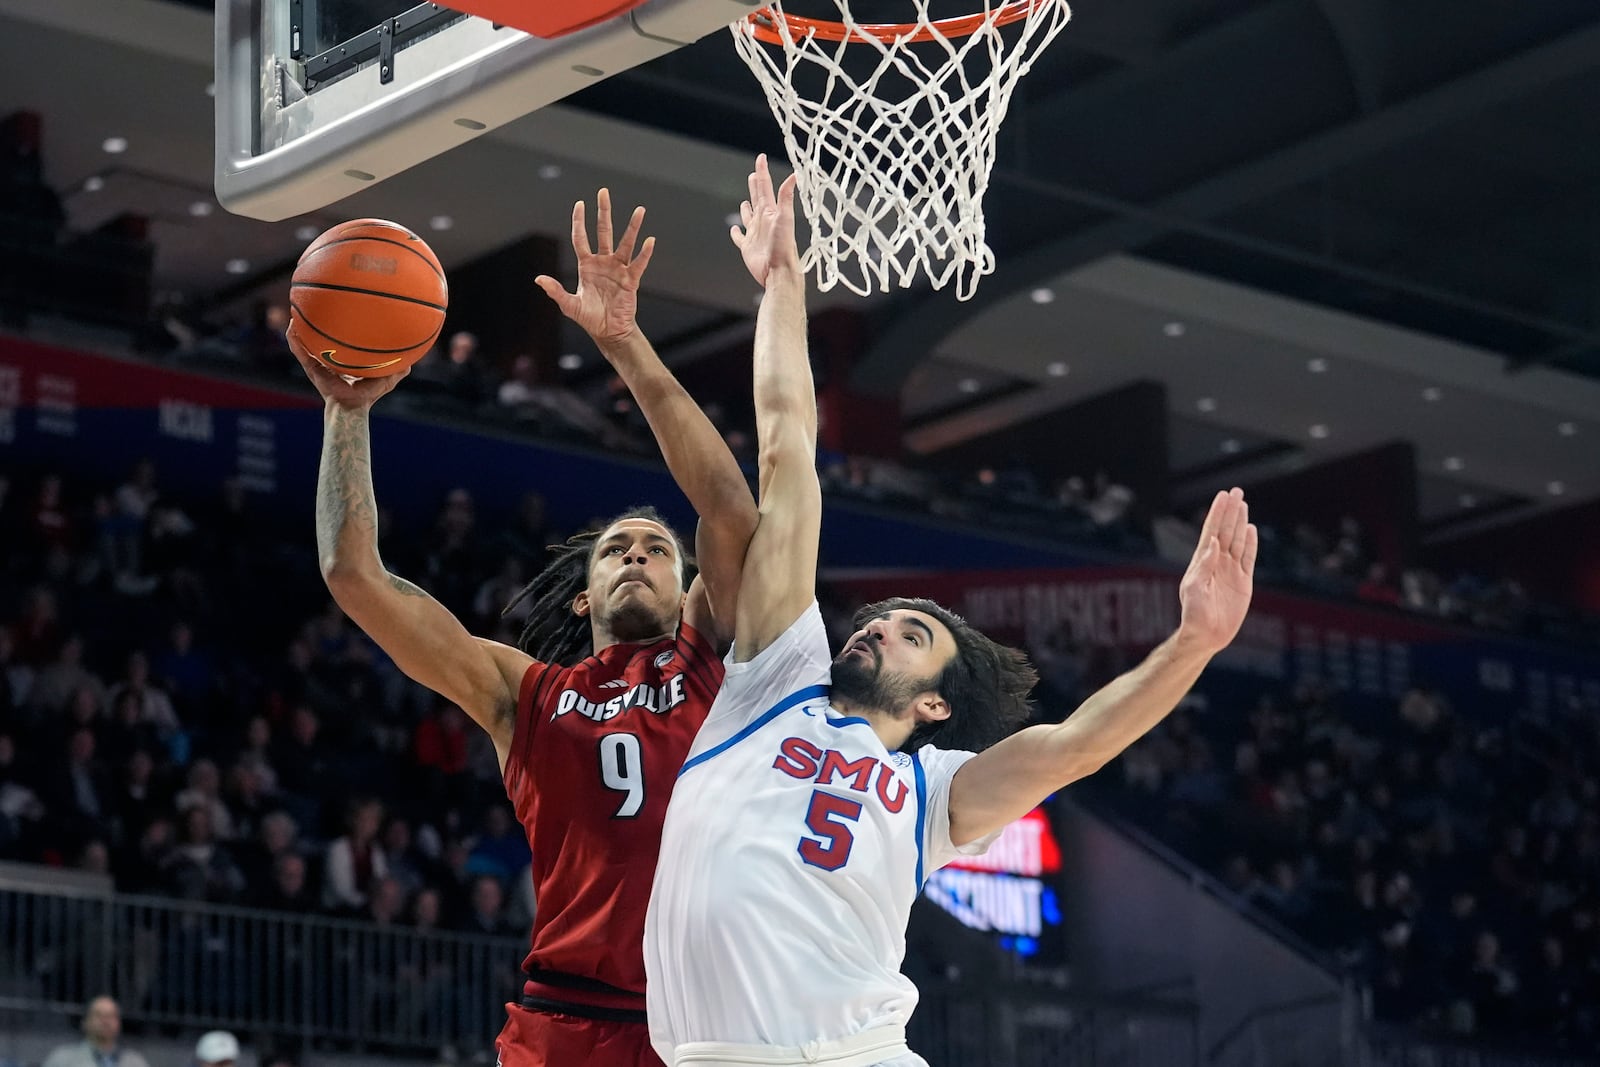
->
xmin=670 ymin=1025 xmax=922 ymax=1067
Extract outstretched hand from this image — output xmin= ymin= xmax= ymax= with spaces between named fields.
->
xmin=1177 ymin=487 xmax=1258 ymax=655
xmin=730 ymin=153 xmax=801 ymax=288
xmin=287 ymin=319 xmax=408 ymax=410
xmin=535 ymin=188 xmax=655 ymax=348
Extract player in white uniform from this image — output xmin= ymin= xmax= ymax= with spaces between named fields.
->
xmin=645 ymin=157 xmax=1259 ymax=1067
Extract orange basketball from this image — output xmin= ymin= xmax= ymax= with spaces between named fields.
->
xmin=289 ymin=219 xmax=448 ymax=378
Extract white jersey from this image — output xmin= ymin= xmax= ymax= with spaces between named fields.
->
xmin=645 ymin=602 xmax=996 ymax=1065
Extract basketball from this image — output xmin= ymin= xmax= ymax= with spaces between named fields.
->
xmin=289 ymin=219 xmax=448 ymax=378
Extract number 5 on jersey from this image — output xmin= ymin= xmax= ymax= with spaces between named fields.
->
xmin=598 ymin=733 xmax=644 ymax=818
xmin=798 ymin=789 xmax=861 ymax=870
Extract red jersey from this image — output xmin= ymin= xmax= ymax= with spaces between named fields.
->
xmin=502 ymin=622 xmax=723 ymax=1014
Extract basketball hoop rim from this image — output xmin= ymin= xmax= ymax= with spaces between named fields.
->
xmin=744 ymin=1 xmax=1042 ymax=45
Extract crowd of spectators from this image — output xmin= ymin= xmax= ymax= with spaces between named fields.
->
xmin=0 ymin=460 xmax=541 ymax=943
xmin=130 ymin=297 xmax=1600 ymax=650
xmin=1076 ymin=657 xmax=1600 ymax=1052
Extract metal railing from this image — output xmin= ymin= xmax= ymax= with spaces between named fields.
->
xmin=0 ymin=879 xmax=522 ymax=1056
xmin=1361 ymin=1026 xmax=1600 ymax=1067
xmin=910 ymin=984 xmax=1202 ymax=1067
xmin=0 ymin=875 xmax=1204 ymax=1064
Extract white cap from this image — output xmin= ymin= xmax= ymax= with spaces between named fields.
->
xmin=195 ymin=1032 xmax=240 ymax=1064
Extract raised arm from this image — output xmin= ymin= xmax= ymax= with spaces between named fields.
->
xmin=290 ymin=338 xmax=531 ymax=767
xmin=724 ymin=157 xmax=819 ymax=662
xmin=535 ymin=190 xmax=757 ymax=648
xmin=947 ymin=488 xmax=1258 ymax=845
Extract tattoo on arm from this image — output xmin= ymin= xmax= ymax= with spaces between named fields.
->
xmin=388 ymin=575 xmax=427 ymax=597
xmin=316 ymin=407 xmax=384 ymax=569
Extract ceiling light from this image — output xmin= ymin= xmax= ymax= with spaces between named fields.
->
xmin=294 ymin=224 xmax=319 ymax=242
xmin=558 ymin=353 xmax=583 ymax=371
xmin=1196 ymin=397 xmax=1217 ymax=413
xmin=958 ymin=378 xmax=981 ymax=394
xmin=83 ymin=176 xmax=105 ymax=193
xmin=724 ymin=212 xmax=742 ymax=229
xmin=1308 ymin=424 xmax=1329 ymax=439
xmin=1045 ymin=361 xmax=1068 ymax=377
xmin=188 ymin=201 xmax=213 ymax=218
xmin=1307 ymin=358 xmax=1328 ymax=373
xmin=1029 ymin=288 xmax=1055 ymax=305
xmin=1459 ymin=494 xmax=1477 ymax=509
xmin=1163 ymin=321 xmax=1186 ymax=338
xmin=1547 ymin=480 xmax=1566 ymax=497
xmin=101 ymin=136 xmax=128 ymax=154
xmin=205 ymin=82 xmax=216 ymax=98
xmin=1421 ymin=386 xmax=1442 ymax=402
xmin=224 ymin=258 xmax=250 ymax=275
xmin=1442 ymin=456 xmax=1464 ymax=472
xmin=429 ymin=215 xmax=453 ymax=231
xmin=1220 ymin=439 xmax=1241 ymax=454
xmin=1557 ymin=421 xmax=1577 ymax=437
xmin=537 ymin=164 xmax=562 ymax=180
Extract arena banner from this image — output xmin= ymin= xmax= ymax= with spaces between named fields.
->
xmin=923 ymin=806 xmax=1064 ymax=958
xmin=825 ymin=565 xmax=1600 ymax=718
xmin=1 ymin=338 xmax=1083 ymax=570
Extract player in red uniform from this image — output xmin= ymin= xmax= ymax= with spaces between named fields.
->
xmin=290 ymin=190 xmax=756 ymax=1066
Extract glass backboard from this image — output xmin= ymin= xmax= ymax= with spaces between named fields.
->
xmin=215 ymin=0 xmax=750 ymax=221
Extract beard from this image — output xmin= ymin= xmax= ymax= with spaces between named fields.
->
xmin=601 ymin=594 xmax=672 ymax=642
xmin=831 ymin=648 xmax=939 ymax=716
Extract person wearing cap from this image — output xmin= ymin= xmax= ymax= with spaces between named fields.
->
xmin=42 ymin=997 xmax=150 ymax=1067
xmin=194 ymin=1031 xmax=240 ymax=1067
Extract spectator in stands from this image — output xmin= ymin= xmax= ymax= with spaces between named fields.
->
xmin=28 ymin=635 xmax=103 ymax=717
xmin=381 ymin=815 xmax=433 ymax=897
xmin=163 ymin=806 xmax=244 ymax=903
xmin=237 ymin=809 xmax=299 ymax=889
xmin=107 ymin=749 xmax=165 ymax=848
xmin=414 ymin=330 xmax=490 ymax=406
xmin=42 ymin=996 xmax=150 ymax=1067
xmin=0 ymin=731 xmax=44 ymax=858
xmin=467 ymin=803 xmax=531 ymax=882
xmin=324 ymin=796 xmax=388 ymax=912
xmin=256 ymin=852 xmax=314 ymax=912
xmin=174 ymin=759 xmax=235 ymax=840
xmin=455 ymin=873 xmax=517 ymax=937
xmin=46 ymin=727 xmax=109 ymax=845
xmin=193 ymin=1031 xmax=239 ymax=1067
xmin=106 ymin=652 xmax=180 ymax=739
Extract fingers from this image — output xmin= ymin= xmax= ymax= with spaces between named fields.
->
xmin=615 ymin=205 xmax=645 ymax=261
xmin=776 ymin=173 xmax=798 ymax=223
xmin=741 ymin=199 xmax=753 ymax=228
xmin=570 ymin=199 xmax=591 ymax=257
xmin=748 ymin=169 xmax=760 ymax=214
xmin=1196 ymin=489 xmax=1228 ymax=547
xmin=596 ymin=187 xmax=614 ymax=255
xmin=1241 ymin=524 xmax=1259 ymax=577
xmin=1227 ymin=496 xmax=1250 ymax=560
xmin=630 ymin=235 xmax=657 ymax=279
xmin=729 ymin=226 xmax=746 ymax=250
xmin=533 ymin=274 xmax=578 ymax=317
xmin=1213 ymin=487 xmax=1244 ymax=557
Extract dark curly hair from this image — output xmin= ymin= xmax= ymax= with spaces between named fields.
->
xmin=851 ymin=596 xmax=1037 ymax=754
xmin=503 ymin=505 xmax=693 ymax=666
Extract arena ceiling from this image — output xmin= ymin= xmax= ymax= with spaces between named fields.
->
xmin=2 ymin=0 xmax=1598 ymax=539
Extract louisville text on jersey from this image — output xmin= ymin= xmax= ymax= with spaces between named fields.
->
xmin=552 ymin=675 xmax=690 ymax=723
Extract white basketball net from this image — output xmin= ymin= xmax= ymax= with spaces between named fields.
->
xmin=731 ymin=1 xmax=1072 ymax=300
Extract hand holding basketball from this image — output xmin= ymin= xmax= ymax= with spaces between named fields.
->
xmin=535 ymin=189 xmax=656 ymax=348
xmin=287 ymin=319 xmax=410 ymax=410
xmin=730 ymin=154 xmax=800 ymax=288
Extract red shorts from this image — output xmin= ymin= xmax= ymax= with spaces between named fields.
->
xmin=495 ymin=1001 xmax=666 ymax=1067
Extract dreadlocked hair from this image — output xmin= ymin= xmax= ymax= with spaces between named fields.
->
xmin=503 ymin=505 xmax=695 ymax=666
xmin=853 ymin=596 xmax=1038 ymax=755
